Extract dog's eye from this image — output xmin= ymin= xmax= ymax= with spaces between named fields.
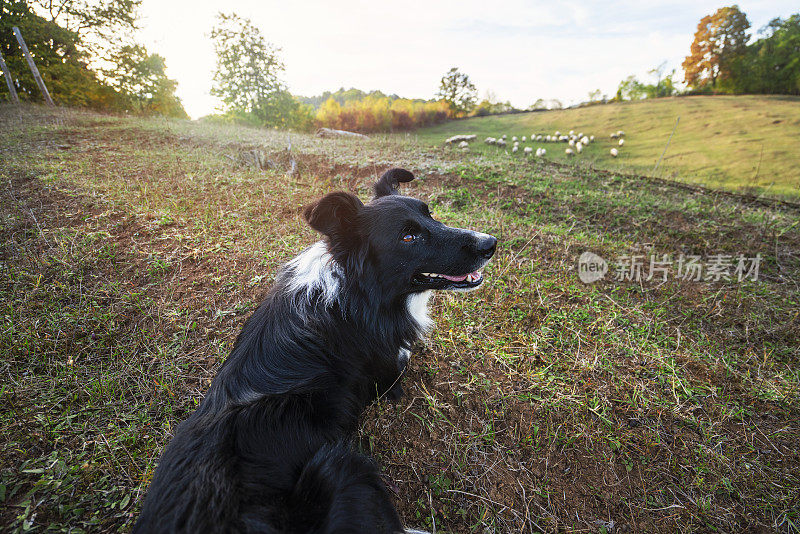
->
xmin=402 ymin=234 xmax=417 ymax=243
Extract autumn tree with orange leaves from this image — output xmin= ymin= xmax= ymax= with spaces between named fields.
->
xmin=682 ymin=6 xmax=750 ymax=90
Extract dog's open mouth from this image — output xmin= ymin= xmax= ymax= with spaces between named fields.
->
xmin=414 ymin=270 xmax=483 ymax=289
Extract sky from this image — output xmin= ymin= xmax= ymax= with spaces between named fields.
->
xmin=137 ymin=1 xmax=799 ymax=119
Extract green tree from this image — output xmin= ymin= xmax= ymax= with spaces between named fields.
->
xmin=0 ymin=0 xmax=113 ymax=106
xmin=436 ymin=67 xmax=477 ymax=115
xmin=530 ymin=98 xmax=547 ymax=110
xmin=616 ymin=75 xmax=647 ymax=100
xmin=210 ymin=12 xmax=308 ymax=128
xmin=727 ymin=15 xmax=800 ymax=95
xmin=31 ymin=0 xmax=140 ymax=61
xmin=682 ymin=5 xmax=751 ymax=90
xmin=105 ymin=44 xmax=187 ymax=117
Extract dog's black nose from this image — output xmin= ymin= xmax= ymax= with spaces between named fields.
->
xmin=477 ymin=235 xmax=497 ymax=259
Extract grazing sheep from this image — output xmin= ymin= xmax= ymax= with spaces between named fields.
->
xmin=610 ymin=148 xmax=619 ymax=157
xmin=618 ymin=139 xmax=625 ymax=146
xmin=524 ymin=146 xmax=533 ymax=154
xmin=581 ymin=136 xmax=589 ymax=145
xmin=569 ymin=130 xmax=575 ymax=136
xmin=458 ymin=141 xmax=469 ymax=149
xmin=445 ymin=134 xmax=477 ymax=144
xmin=554 ymin=131 xmax=561 ymax=136
xmin=522 ymin=136 xmax=527 ymax=142
xmin=497 ymin=139 xmax=507 ymax=147
xmin=565 ymin=148 xmax=574 ymax=156
xmin=576 ymin=143 xmax=583 ymax=153
xmin=610 ymin=132 xmax=619 ymax=139
xmin=590 ymin=135 xmax=595 ymax=142
xmin=618 ymin=130 xmax=625 ymax=137
xmin=484 ymin=137 xmax=497 ymax=145
xmin=512 ymin=145 xmax=518 ymax=153
xmin=501 ymin=134 xmax=507 ymax=140
xmin=568 ymin=139 xmax=575 ymax=146
xmin=512 ymin=136 xmax=518 ymax=142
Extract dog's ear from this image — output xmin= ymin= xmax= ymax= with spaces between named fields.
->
xmin=304 ymin=192 xmax=364 ymax=240
xmin=373 ymin=168 xmax=414 ymax=198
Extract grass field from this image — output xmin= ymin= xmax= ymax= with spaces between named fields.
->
xmin=412 ymin=95 xmax=800 ymax=199
xmin=1 ymin=103 xmax=799 ymax=533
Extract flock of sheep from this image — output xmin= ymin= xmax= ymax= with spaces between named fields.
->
xmin=445 ymin=130 xmax=627 ymax=158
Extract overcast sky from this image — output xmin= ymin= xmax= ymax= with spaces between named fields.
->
xmin=137 ymin=1 xmax=798 ymax=118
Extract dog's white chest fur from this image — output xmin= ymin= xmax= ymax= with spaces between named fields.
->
xmin=406 ymin=290 xmax=432 ymax=332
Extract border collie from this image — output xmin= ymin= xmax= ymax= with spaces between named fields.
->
xmin=133 ymin=168 xmax=497 ymax=533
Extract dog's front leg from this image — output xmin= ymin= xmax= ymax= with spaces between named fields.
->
xmin=384 ymin=348 xmax=411 ymax=402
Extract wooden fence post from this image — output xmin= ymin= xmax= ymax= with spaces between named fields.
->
xmin=12 ymin=26 xmax=54 ymax=107
xmin=0 ymin=50 xmax=20 ymax=104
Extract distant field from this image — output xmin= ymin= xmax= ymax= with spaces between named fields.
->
xmin=413 ymin=95 xmax=800 ymax=199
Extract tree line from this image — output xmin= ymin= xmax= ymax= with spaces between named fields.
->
xmin=610 ymin=5 xmax=799 ymax=102
xmin=0 ymin=0 xmax=187 ymax=117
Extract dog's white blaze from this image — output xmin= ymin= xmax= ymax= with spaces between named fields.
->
xmin=285 ymin=241 xmax=342 ymax=306
xmin=406 ymin=290 xmax=432 ymax=332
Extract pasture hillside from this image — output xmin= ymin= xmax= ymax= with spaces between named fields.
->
xmin=414 ymin=95 xmax=800 ymax=199
xmin=1 ymin=104 xmax=799 ymax=533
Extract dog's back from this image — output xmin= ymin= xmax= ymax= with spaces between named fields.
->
xmin=134 ymin=251 xmax=410 ymax=533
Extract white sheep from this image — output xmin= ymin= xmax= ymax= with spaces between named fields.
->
xmin=484 ymin=137 xmax=496 ymax=145
xmin=590 ymin=135 xmax=595 ymax=142
xmin=568 ymin=138 xmax=575 ymax=146
xmin=610 ymin=148 xmax=619 ymax=157
xmin=569 ymin=130 xmax=575 ymax=136
xmin=576 ymin=143 xmax=583 ymax=153
xmin=618 ymin=130 xmax=625 ymax=137
xmin=458 ymin=141 xmax=469 ymax=149
xmin=512 ymin=136 xmax=518 ymax=142
xmin=554 ymin=130 xmax=561 ymax=136
xmin=565 ymin=148 xmax=574 ymax=156
xmin=501 ymin=134 xmax=507 ymax=140
xmin=618 ymin=139 xmax=625 ymax=146
xmin=581 ymin=136 xmax=589 ymax=145
xmin=610 ymin=132 xmax=619 ymax=139
xmin=512 ymin=145 xmax=518 ymax=153
xmin=497 ymin=139 xmax=507 ymax=147
xmin=524 ymin=146 xmax=533 ymax=154
xmin=522 ymin=136 xmax=527 ymax=142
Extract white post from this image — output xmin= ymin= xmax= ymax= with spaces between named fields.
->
xmin=12 ymin=26 xmax=54 ymax=107
xmin=0 ymin=49 xmax=20 ymax=104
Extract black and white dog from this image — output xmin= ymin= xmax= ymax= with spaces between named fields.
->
xmin=133 ymin=168 xmax=496 ymax=533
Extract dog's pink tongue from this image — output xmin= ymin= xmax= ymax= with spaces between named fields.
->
xmin=440 ymin=271 xmax=479 ymax=282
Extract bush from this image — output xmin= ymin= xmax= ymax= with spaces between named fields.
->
xmin=315 ymin=96 xmax=453 ymax=133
